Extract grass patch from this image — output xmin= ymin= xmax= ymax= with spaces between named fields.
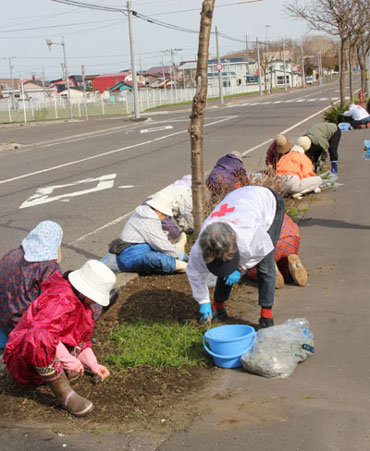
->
xmin=105 ymin=319 xmax=209 ymax=369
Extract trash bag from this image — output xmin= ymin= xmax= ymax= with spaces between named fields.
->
xmin=363 ymin=140 xmax=370 ymax=161
xmin=241 ymin=318 xmax=314 ymax=379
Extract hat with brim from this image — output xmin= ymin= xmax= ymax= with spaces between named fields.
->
xmin=206 ymin=247 xmax=240 ymax=277
xmin=275 ymin=135 xmax=293 ymax=154
xmin=146 ymin=193 xmax=173 ymax=217
xmin=68 ymin=260 xmax=116 ymax=307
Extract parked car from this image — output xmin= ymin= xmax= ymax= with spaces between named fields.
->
xmin=305 ymin=77 xmax=313 ymax=85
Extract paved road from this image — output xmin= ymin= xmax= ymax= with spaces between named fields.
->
xmin=0 ymin=80 xmax=350 ymax=270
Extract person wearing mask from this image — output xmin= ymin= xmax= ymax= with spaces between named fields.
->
xmin=186 ymin=186 xmax=284 ymax=328
xmin=102 ymin=192 xmax=189 ymax=275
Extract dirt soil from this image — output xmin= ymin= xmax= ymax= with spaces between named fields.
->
xmin=0 ymin=196 xmax=315 ymax=435
xmin=0 ymin=272 xmax=262 ymax=434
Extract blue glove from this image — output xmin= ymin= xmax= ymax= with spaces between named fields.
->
xmin=199 ymin=302 xmax=213 ymax=320
xmin=178 ymin=251 xmax=189 ymax=262
xmin=224 ymin=270 xmax=241 ymax=285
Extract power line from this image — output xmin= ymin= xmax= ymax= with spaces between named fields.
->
xmin=0 ymin=19 xmax=118 ymax=34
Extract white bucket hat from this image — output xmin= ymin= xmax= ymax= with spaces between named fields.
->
xmin=146 ymin=193 xmax=173 ymax=217
xmin=68 ymin=260 xmax=116 ymax=306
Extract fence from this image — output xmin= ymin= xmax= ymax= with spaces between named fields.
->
xmin=0 ymin=83 xmax=262 ymax=124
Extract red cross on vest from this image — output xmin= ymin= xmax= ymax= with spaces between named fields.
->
xmin=211 ymin=203 xmax=235 ymax=218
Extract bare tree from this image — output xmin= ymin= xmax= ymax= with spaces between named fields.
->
xmin=285 ymin=0 xmax=354 ymax=106
xmin=353 ymin=1 xmax=370 ymax=97
xmin=188 ymin=0 xmax=215 ymax=236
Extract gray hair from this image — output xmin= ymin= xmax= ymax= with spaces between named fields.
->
xmin=199 ymin=222 xmax=235 ymax=261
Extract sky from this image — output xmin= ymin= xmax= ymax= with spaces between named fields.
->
xmin=1 ymin=0 xmax=317 ymax=80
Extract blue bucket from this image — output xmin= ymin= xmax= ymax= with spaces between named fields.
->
xmin=338 ymin=122 xmax=351 ymax=132
xmin=0 ymin=329 xmax=8 ymax=349
xmin=203 ymin=324 xmax=256 ymax=368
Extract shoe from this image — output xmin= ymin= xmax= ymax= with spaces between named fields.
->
xmin=275 ymin=263 xmax=285 ymax=289
xmin=288 ymin=254 xmax=308 ymax=287
xmin=314 ymin=187 xmax=321 ymax=194
xmin=259 ymin=317 xmax=274 ymax=328
xmin=44 ymin=371 xmax=93 ymax=417
xmin=174 ymin=260 xmax=187 ymax=273
xmin=198 ymin=308 xmax=227 ymax=325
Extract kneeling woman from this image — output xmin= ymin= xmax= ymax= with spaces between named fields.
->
xmin=2 ymin=260 xmax=116 ymax=417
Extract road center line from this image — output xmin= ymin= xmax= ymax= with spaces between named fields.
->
xmin=0 ymin=116 xmax=236 ymax=186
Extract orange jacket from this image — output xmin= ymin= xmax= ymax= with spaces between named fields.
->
xmin=276 ymin=151 xmax=315 ymax=179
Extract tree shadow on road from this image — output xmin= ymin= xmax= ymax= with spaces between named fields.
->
xmin=299 ymin=217 xmax=370 ymax=230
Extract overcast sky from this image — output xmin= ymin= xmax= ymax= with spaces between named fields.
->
xmin=1 ymin=0 xmax=317 ymax=80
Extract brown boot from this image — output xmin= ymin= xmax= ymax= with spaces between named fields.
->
xmin=275 ymin=263 xmax=285 ymax=289
xmin=288 ymin=254 xmax=308 ymax=287
xmin=44 ymin=371 xmax=93 ymax=417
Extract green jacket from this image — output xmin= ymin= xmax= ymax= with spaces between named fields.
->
xmin=305 ymin=122 xmax=338 ymax=155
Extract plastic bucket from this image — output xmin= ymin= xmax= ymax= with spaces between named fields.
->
xmin=338 ymin=122 xmax=351 ymax=132
xmin=203 ymin=324 xmax=256 ymax=368
xmin=0 ymin=329 xmax=8 ymax=349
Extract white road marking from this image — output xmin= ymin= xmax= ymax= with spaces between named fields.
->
xmin=118 ymin=185 xmax=135 ymax=189
xmin=19 ymin=174 xmax=116 ymax=209
xmin=307 ymin=99 xmax=317 ymax=102
xmin=140 ymin=125 xmax=174 ymax=134
xmin=296 ymin=99 xmax=305 ymax=102
xmin=273 ymin=101 xmax=282 ymax=104
xmin=0 ymin=116 xmax=236 ymax=186
xmin=319 ymin=98 xmax=328 ymax=101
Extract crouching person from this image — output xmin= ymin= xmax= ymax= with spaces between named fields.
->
xmin=186 ymin=186 xmax=284 ymax=328
xmin=102 ymin=193 xmax=189 ymax=275
xmin=2 ymin=260 xmax=116 ymax=417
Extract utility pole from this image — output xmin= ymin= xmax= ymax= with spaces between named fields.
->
xmin=127 ymin=0 xmax=140 ymax=119
xmin=256 ymin=37 xmax=263 ymax=96
xmin=170 ymin=49 xmax=176 ymax=94
xmin=81 ymin=64 xmax=89 ymax=120
xmin=301 ymin=44 xmax=306 ymax=87
xmin=215 ymin=26 xmax=224 ymax=105
xmin=318 ymin=51 xmax=322 ymax=85
xmin=8 ymin=57 xmax=15 ymax=109
xmin=42 ymin=66 xmax=46 ymax=90
xmin=283 ymin=39 xmax=287 ymax=91
xmin=46 ymin=37 xmax=73 ymax=119
xmin=245 ymin=34 xmax=249 ymax=79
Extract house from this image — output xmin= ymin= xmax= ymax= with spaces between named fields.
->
xmin=108 ymin=79 xmax=146 ymax=102
xmin=0 ymin=78 xmax=21 ymax=98
xmin=58 ymin=87 xmax=85 ymax=103
xmin=50 ymin=75 xmax=82 ymax=90
xmin=22 ymin=80 xmax=54 ymax=101
xmin=93 ymin=71 xmax=131 ymax=93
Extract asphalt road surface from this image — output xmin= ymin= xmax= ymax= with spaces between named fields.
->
xmin=0 ymin=80 xmax=351 ymax=270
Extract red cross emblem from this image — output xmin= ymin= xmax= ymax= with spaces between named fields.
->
xmin=211 ymin=203 xmax=235 ymax=218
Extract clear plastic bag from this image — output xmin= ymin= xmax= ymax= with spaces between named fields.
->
xmin=241 ymin=318 xmax=314 ymax=379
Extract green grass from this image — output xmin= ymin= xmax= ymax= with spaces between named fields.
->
xmin=105 ymin=319 xmax=209 ymax=369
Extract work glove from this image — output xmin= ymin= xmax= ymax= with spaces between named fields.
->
xmin=56 ymin=342 xmax=84 ymax=376
xmin=78 ymin=347 xmax=110 ymax=381
xmin=224 ymin=270 xmax=241 ymax=285
xmin=178 ymin=251 xmax=189 ymax=262
xmin=199 ymin=302 xmax=213 ymax=320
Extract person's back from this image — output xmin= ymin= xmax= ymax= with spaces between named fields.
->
xmin=206 ymin=152 xmax=247 ymax=195
xmin=276 ymin=149 xmax=315 ymax=179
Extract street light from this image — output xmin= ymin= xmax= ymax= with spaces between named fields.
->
xmin=265 ymin=25 xmax=271 ymax=94
xmin=46 ymin=36 xmax=73 ymax=119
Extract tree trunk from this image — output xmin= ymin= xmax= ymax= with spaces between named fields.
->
xmin=339 ymin=40 xmax=346 ymax=107
xmin=348 ymin=46 xmax=354 ymax=101
xmin=188 ymin=0 xmax=215 ymax=237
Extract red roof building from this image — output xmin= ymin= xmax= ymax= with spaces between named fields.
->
xmin=93 ymin=72 xmax=130 ymax=93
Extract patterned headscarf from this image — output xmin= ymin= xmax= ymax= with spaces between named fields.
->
xmin=22 ymin=221 xmax=63 ymax=262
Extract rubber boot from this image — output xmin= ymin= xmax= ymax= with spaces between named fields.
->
xmin=174 ymin=260 xmax=187 ymax=273
xmin=288 ymin=254 xmax=308 ymax=287
xmin=330 ymin=161 xmax=338 ymax=175
xmin=275 ymin=263 xmax=285 ymax=289
xmin=44 ymin=370 xmax=94 ymax=417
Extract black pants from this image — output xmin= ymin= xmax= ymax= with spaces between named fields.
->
xmin=306 ymin=128 xmax=341 ymax=164
xmin=214 ymin=190 xmax=285 ymax=308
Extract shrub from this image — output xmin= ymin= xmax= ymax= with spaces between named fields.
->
xmin=323 ymin=102 xmax=349 ymax=124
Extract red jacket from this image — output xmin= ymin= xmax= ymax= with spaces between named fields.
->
xmin=3 ymin=271 xmax=94 ymax=385
xmin=276 ymin=151 xmax=315 ymax=179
